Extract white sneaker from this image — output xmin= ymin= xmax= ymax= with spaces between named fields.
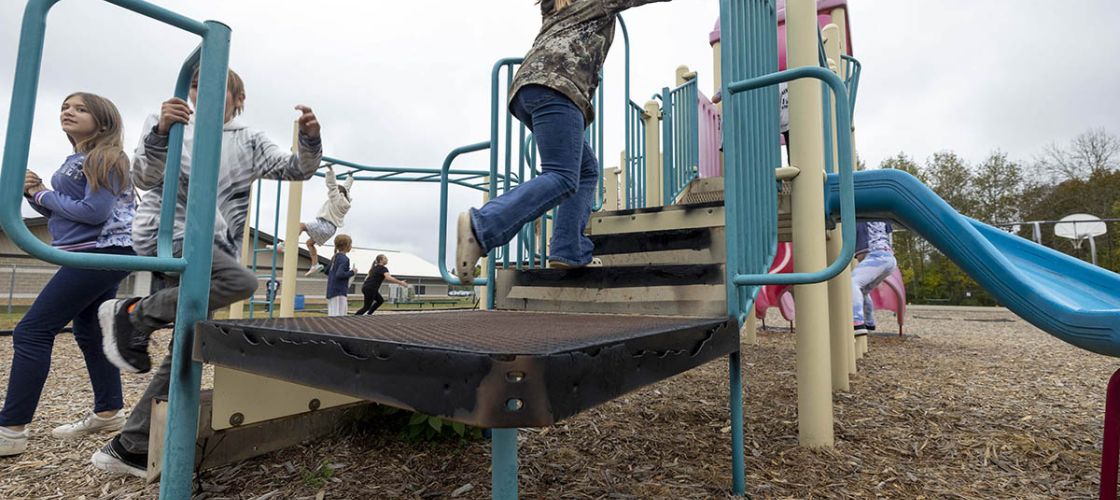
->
xmin=455 ymin=212 xmax=485 ymax=285
xmin=305 ymin=264 xmax=324 ymax=276
xmin=0 ymin=426 xmax=28 ymax=456
xmin=52 ymin=410 xmax=125 ymax=439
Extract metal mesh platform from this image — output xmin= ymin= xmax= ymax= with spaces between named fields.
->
xmin=196 ymin=310 xmax=737 ymax=428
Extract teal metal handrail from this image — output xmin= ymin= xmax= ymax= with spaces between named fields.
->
xmin=663 ymin=78 xmax=700 ymax=204
xmin=438 ymin=141 xmax=492 ymax=286
xmin=0 ymin=2 xmax=231 ymax=499
xmin=625 ymin=100 xmax=646 ymax=208
xmin=727 ymin=66 xmax=856 ymax=286
xmin=318 ymin=156 xmax=505 ymax=191
xmin=841 ymin=54 xmax=861 ymax=116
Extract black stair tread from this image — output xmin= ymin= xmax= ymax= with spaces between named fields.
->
xmin=506 ymin=263 xmax=724 ymax=288
xmin=196 ymin=310 xmax=737 ymax=427
xmin=588 ymin=227 xmax=713 ymax=255
xmin=594 ymin=200 xmax=723 ymax=218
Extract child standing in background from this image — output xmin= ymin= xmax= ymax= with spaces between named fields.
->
xmin=326 ymin=234 xmax=356 ymax=316
xmin=355 ymin=254 xmax=409 ymax=315
xmin=0 ymin=92 xmax=136 ymax=457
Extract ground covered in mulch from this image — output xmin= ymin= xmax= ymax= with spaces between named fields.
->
xmin=0 ymin=306 xmax=1113 ymax=498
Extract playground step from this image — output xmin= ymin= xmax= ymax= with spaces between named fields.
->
xmin=494 ymin=263 xmax=726 ymax=317
xmin=196 ymin=310 xmax=738 ymax=428
xmin=588 ymin=201 xmax=724 ymax=236
xmin=589 ymin=226 xmax=725 ymax=266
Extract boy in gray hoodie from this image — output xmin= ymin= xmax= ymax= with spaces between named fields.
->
xmin=92 ymin=68 xmax=323 ymax=477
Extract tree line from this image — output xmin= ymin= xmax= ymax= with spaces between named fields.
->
xmin=876 ymin=128 xmax=1120 ymax=305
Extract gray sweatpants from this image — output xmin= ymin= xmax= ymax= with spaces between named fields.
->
xmin=119 ymin=248 xmax=257 ymax=454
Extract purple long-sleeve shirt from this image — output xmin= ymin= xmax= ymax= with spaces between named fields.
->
xmin=28 ymin=153 xmax=135 ymax=250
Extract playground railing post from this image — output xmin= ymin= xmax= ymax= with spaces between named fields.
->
xmin=279 ymin=121 xmax=303 ymax=318
xmin=822 ymin=23 xmax=853 ymax=391
xmin=787 ymin=0 xmax=834 ymax=447
xmin=642 ymin=100 xmax=662 ymax=207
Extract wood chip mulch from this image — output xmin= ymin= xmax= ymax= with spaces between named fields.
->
xmin=0 ymin=306 xmax=1112 ymax=499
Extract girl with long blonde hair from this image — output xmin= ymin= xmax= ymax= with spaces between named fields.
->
xmin=455 ymin=0 xmax=671 ymax=284
xmin=0 ymin=92 xmax=137 ymax=457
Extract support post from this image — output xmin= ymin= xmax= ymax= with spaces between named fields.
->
xmin=229 ymin=181 xmax=256 ymax=319
xmin=278 ymin=121 xmax=303 ymax=319
xmin=729 ymin=351 xmax=745 ymax=496
xmin=642 ymin=100 xmax=663 ymax=207
xmin=1101 ymin=367 xmax=1120 ymax=500
xmin=788 ymin=0 xmax=834 ymax=447
xmin=480 ymin=178 xmax=491 ymax=309
xmin=491 ymin=428 xmax=518 ymax=500
xmin=603 ymin=166 xmax=621 ymax=211
xmin=822 ymin=24 xmax=852 ymax=390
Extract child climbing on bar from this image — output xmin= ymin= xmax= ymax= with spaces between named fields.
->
xmin=91 ymin=67 xmax=323 ymax=478
xmin=0 ymin=92 xmax=136 ymax=457
xmin=300 ymin=165 xmax=353 ymax=275
xmin=455 ymin=0 xmax=672 ymax=284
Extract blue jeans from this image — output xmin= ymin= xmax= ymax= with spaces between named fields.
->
xmin=0 ymin=246 xmax=132 ymax=426
xmin=851 ymin=251 xmax=897 ymax=327
xmin=470 ymin=85 xmax=599 ymax=266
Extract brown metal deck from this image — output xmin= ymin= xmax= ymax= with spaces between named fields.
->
xmin=196 ymin=310 xmax=737 ymax=428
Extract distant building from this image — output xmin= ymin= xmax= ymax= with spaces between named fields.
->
xmin=0 ymin=217 xmax=448 ymax=306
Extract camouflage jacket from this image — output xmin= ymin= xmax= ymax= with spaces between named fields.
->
xmin=510 ymin=0 xmax=671 ymax=125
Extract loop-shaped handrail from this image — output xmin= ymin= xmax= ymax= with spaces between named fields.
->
xmin=0 ymin=0 xmax=221 ymax=274
xmin=439 ymin=141 xmax=492 ymax=286
xmin=157 ymin=45 xmax=201 ymax=259
xmin=841 ymin=54 xmax=862 ymax=116
xmin=726 ymin=66 xmax=855 ymax=286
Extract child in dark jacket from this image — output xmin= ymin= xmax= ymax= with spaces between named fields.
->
xmin=326 ymin=234 xmax=356 ymax=316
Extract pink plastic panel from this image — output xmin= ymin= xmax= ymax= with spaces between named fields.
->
xmin=754 ymin=243 xmax=793 ymax=319
xmin=698 ymin=91 xmax=723 ymax=178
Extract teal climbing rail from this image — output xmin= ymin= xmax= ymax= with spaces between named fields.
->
xmin=663 ymin=77 xmax=700 ymax=205
xmin=0 ymin=2 xmax=231 ymax=499
xmin=625 ymin=100 xmax=647 ymax=208
xmin=438 ymin=141 xmax=492 ymax=287
xmin=726 ymin=66 xmax=855 ymax=286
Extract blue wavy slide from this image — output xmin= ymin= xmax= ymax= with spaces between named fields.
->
xmin=825 ymin=169 xmax=1120 ymax=357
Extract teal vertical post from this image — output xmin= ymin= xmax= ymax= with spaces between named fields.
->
xmin=660 ymin=87 xmax=673 ymax=206
xmin=492 ymin=428 xmax=518 ymax=499
xmin=729 ymin=351 xmax=745 ymax=495
xmin=159 ymin=20 xmax=231 ymax=500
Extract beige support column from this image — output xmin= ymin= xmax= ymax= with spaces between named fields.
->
xmin=228 ymin=182 xmax=257 ymax=319
xmin=675 ymin=65 xmax=697 ymax=86
xmin=278 ymin=121 xmax=303 ymax=319
xmin=711 ymin=32 xmax=722 ymax=112
xmin=604 ymin=166 xmax=621 ymax=211
xmin=742 ymin=313 xmax=757 ymax=345
xmin=821 ymin=24 xmax=854 ymax=389
xmin=618 ymin=151 xmax=628 ymax=209
xmin=642 ymin=101 xmax=663 ymax=207
xmin=830 ymin=7 xmax=865 ymax=366
xmin=480 ymin=178 xmax=491 ymax=310
xmin=788 ymin=0 xmax=834 ymax=448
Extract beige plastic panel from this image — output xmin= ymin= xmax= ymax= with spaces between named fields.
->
xmin=211 ymin=366 xmax=361 ymax=430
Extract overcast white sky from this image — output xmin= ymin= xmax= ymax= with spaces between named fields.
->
xmin=1 ymin=0 xmax=1118 ymax=266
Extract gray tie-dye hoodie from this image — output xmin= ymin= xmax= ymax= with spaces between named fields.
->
xmin=130 ymin=114 xmax=322 ymax=257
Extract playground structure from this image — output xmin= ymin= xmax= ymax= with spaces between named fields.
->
xmin=4 ymin=1 xmax=1120 ymax=500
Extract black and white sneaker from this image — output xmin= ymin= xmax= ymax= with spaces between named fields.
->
xmin=91 ymin=435 xmax=147 ymax=478
xmin=853 ymin=324 xmax=869 ymax=337
xmin=98 ymin=297 xmax=151 ymax=374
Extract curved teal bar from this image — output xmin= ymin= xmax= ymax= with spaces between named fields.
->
xmin=0 ymin=0 xmax=188 ymax=273
xmin=726 ymin=65 xmax=855 ymax=286
xmin=439 ymin=141 xmax=492 ymax=286
xmin=826 ymin=169 xmax=1120 ymax=357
